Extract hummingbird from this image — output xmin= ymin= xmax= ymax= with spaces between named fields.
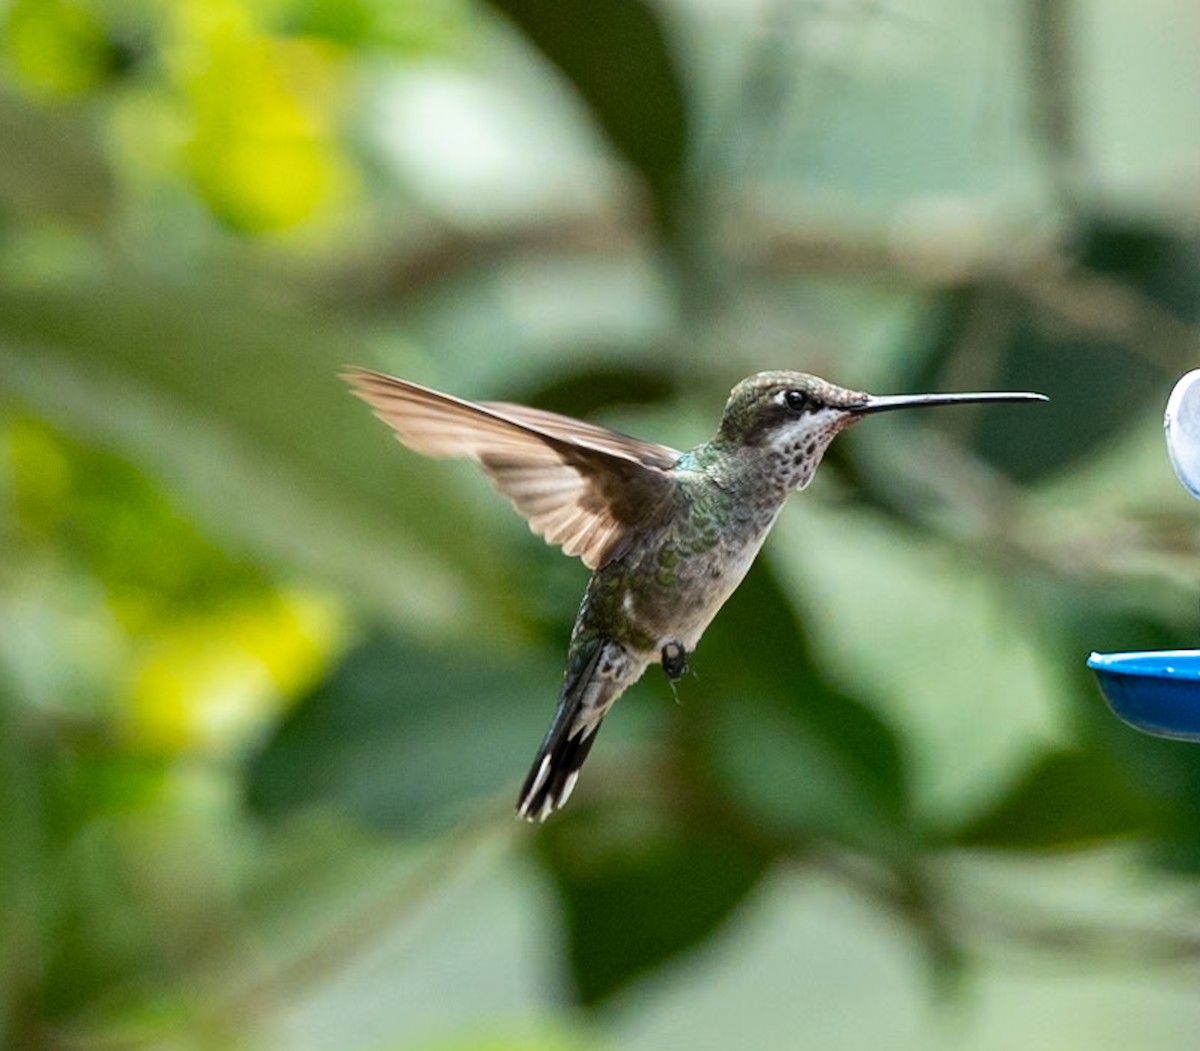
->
xmin=343 ymin=368 xmax=1046 ymax=821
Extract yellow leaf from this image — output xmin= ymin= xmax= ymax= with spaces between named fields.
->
xmin=5 ymin=0 xmax=112 ymax=98
xmin=128 ymin=588 xmax=345 ymax=755
xmin=171 ymin=0 xmax=355 ymax=231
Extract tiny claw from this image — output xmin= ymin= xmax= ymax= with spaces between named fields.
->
xmin=661 ymin=641 xmax=689 ymax=683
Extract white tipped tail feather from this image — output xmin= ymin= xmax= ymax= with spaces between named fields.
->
xmin=516 ymin=637 xmax=646 ymax=821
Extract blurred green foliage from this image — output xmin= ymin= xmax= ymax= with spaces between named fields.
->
xmin=4 ymin=0 xmax=1200 ymax=1049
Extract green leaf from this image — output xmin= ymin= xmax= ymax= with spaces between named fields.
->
xmin=515 ymin=363 xmax=677 ymax=422
xmin=536 ymin=804 xmax=771 ymax=1007
xmin=7 ymin=418 xmax=266 ymax=621
xmin=411 ymin=1027 xmax=591 ymax=1051
xmin=908 ymin=219 xmax=1200 ymax=482
xmin=952 ymin=749 xmax=1158 ymax=850
xmin=4 ymin=0 xmax=133 ymax=98
xmin=694 ymin=560 xmax=912 ymax=851
xmin=483 ymin=0 xmax=690 ymax=234
xmin=287 ymin=0 xmax=469 ymax=54
xmin=0 ymin=685 xmax=179 ymax=1032
xmin=0 ymin=267 xmax=527 ymax=637
xmin=245 ymin=633 xmax=560 ymax=833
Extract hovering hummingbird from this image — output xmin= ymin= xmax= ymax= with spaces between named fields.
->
xmin=343 ymin=368 xmax=1046 ymax=821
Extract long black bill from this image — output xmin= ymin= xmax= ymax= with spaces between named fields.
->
xmin=852 ymin=390 xmax=1048 ymax=416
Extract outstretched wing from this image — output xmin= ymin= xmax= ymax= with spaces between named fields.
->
xmin=343 ymin=368 xmax=681 ymax=570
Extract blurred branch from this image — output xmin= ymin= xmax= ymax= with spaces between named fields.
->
xmin=1012 ymin=256 xmax=1200 ymax=373
xmin=837 ymin=406 xmax=1200 ymax=603
xmin=1025 ymin=0 xmax=1083 ymax=208
xmin=729 ymin=210 xmax=1044 ymax=288
xmin=325 ymin=213 xmax=642 ymax=306
xmin=737 ymin=216 xmax=1200 ymax=364
xmin=337 ymin=204 xmax=1200 ymax=374
xmin=815 ymin=844 xmax=1200 ymax=978
xmin=334 ymin=207 xmax=1030 ymax=304
xmin=957 ymin=885 xmax=1200 ymax=965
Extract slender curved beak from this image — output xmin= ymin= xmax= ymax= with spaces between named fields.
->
xmin=852 ymin=390 xmax=1048 ymax=416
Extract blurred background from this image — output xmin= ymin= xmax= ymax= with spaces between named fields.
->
xmin=3 ymin=0 xmax=1200 ymax=1047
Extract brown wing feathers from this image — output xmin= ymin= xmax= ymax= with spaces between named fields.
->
xmin=342 ymin=369 xmax=679 ymax=570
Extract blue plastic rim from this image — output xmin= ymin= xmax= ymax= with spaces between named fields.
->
xmin=1088 ymin=650 xmax=1200 ymax=742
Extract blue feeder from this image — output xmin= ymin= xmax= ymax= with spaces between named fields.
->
xmin=1089 ymin=370 xmax=1200 ymax=740
xmin=1088 ymin=650 xmax=1200 ymax=741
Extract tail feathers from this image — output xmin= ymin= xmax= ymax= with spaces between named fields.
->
xmin=516 ymin=719 xmax=604 ymax=822
xmin=517 ymin=638 xmax=614 ymax=822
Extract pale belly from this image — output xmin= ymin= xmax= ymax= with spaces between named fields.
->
xmin=620 ymin=518 xmax=778 ymax=660
xmin=666 ymin=533 xmax=771 ymax=652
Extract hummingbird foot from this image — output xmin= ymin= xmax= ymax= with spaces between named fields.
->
xmin=661 ymin=641 xmax=689 ymax=683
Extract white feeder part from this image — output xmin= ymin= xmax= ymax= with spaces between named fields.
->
xmin=1165 ymin=369 xmax=1200 ymax=501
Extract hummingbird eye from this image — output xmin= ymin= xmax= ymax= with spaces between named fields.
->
xmin=784 ymin=389 xmax=809 ymax=414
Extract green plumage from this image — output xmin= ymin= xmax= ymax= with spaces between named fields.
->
xmin=344 ymin=366 xmax=1046 ymax=821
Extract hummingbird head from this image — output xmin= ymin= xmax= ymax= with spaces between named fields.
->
xmin=715 ymin=371 xmax=870 ymax=490
xmin=715 ymin=370 xmax=1048 ymax=492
